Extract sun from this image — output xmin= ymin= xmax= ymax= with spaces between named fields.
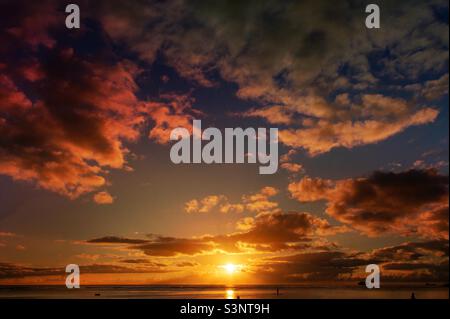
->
xmin=223 ymin=263 xmax=238 ymax=274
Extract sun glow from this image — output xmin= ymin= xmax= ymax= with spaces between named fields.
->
xmin=222 ymin=263 xmax=240 ymax=274
xmin=225 ymin=289 xmax=235 ymax=299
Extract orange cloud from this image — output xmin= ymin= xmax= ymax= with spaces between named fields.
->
xmin=0 ymin=56 xmax=140 ymax=198
xmin=185 ymin=195 xmax=227 ymax=213
xmin=242 ymin=93 xmax=439 ymax=156
xmin=0 ymin=6 xmax=198 ymax=200
xmin=278 ymin=104 xmax=438 ymax=156
xmin=93 ymin=191 xmax=115 ymax=205
xmin=219 ymin=203 xmax=245 ymax=214
xmin=146 ymin=94 xmax=200 ymax=144
xmin=184 ymin=187 xmax=280 ymax=214
xmin=281 ymin=162 xmax=303 ymax=173
xmin=0 ymin=232 xmax=16 ymax=237
xmin=241 ymin=186 xmax=280 ymax=214
xmin=288 ymin=176 xmax=334 ymax=202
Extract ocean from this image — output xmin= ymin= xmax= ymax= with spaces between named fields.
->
xmin=0 ymin=285 xmax=448 ymax=299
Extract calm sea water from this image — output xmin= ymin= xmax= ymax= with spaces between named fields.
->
xmin=0 ymin=285 xmax=448 ymax=299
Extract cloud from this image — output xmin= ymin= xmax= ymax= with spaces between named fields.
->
xmin=0 ymin=3 xmax=198 ymax=200
xmin=280 ymin=163 xmax=303 ymax=173
xmin=87 ymin=211 xmax=349 ymax=256
xmin=0 ymin=232 xmax=18 ymax=249
xmin=75 ymin=253 xmax=101 ymax=261
xmin=0 ymin=232 xmax=16 ymax=237
xmin=230 ymin=211 xmax=349 ymax=249
xmin=4 ymin=239 xmax=447 ymax=283
xmin=254 ymin=238 xmax=449 ymax=283
xmin=0 ymin=262 xmax=171 ymax=279
xmin=184 ymin=187 xmax=280 ymax=214
xmin=93 ymin=191 xmax=115 ymax=205
xmin=146 ymin=93 xmax=201 ymax=144
xmin=119 ymin=259 xmax=167 ymax=268
xmin=256 ymin=251 xmax=369 ymax=283
xmin=88 ymin=234 xmax=218 ymax=257
xmin=289 ymin=169 xmax=449 ymax=238
xmin=288 ymin=176 xmax=334 ymax=202
xmin=95 ymin=0 xmax=446 ymax=156
xmin=219 ymin=203 xmax=245 ymax=214
xmin=175 ymin=261 xmax=199 ymax=268
xmin=0 ymin=262 xmax=62 ymax=279
xmin=279 ymin=150 xmax=303 ymax=173
xmin=135 ymin=236 xmax=216 ymax=257
xmin=242 ymin=187 xmax=280 ymax=214
xmin=243 ymin=106 xmax=293 ymax=125
xmin=275 ymin=95 xmax=439 ymax=155
xmin=403 ymin=73 xmax=449 ymax=100
xmin=185 ymin=195 xmax=227 ymax=214
xmin=1 ymin=0 xmax=446 ymax=199
xmin=366 ymin=240 xmax=449 ymax=282
xmin=383 ymin=266 xmax=449 ymax=281
xmin=369 ymin=240 xmax=449 ymax=262
xmin=86 ymin=236 xmax=150 ymax=245
xmin=0 ymin=0 xmax=59 ymax=50
xmin=249 ymin=238 xmax=449 ymax=283
xmin=0 ymin=52 xmax=141 ymax=198
xmin=421 ymin=74 xmax=449 ymax=100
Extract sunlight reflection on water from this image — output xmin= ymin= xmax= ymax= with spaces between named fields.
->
xmin=225 ymin=289 xmax=234 ymax=299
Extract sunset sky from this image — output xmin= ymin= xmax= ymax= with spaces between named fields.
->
xmin=0 ymin=0 xmax=448 ymax=286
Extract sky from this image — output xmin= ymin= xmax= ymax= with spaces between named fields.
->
xmin=0 ymin=0 xmax=448 ymax=286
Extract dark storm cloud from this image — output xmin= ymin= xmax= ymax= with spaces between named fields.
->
xmin=289 ymin=169 xmax=449 ymax=238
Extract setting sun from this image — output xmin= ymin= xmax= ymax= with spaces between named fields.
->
xmin=223 ymin=263 xmax=238 ymax=274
